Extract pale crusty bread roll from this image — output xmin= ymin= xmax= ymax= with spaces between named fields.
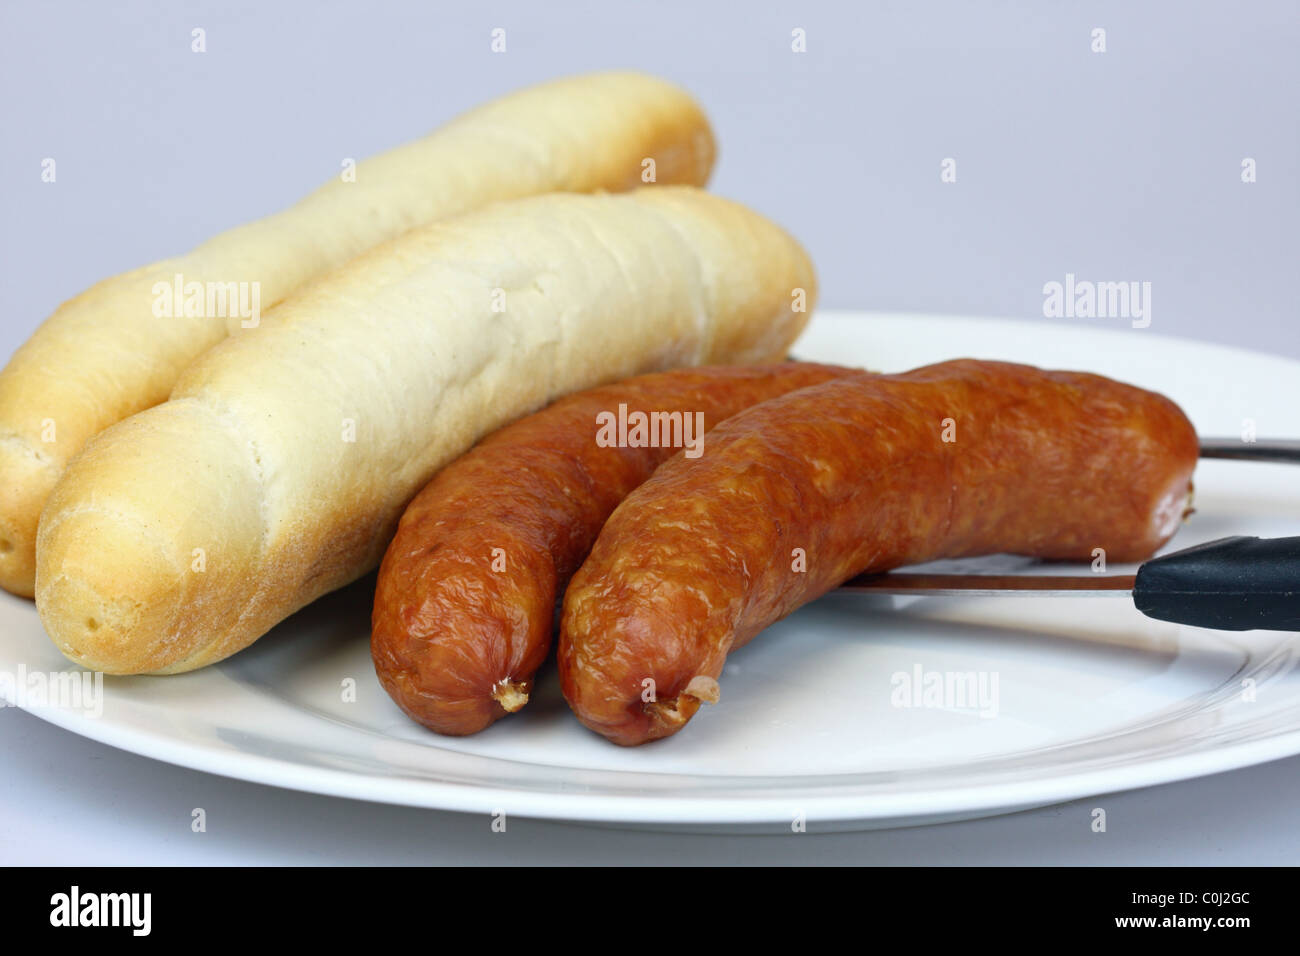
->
xmin=0 ymin=71 xmax=715 ymax=597
xmin=36 ymin=188 xmax=816 ymax=674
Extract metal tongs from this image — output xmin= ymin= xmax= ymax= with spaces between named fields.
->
xmin=845 ymin=439 xmax=1300 ymax=632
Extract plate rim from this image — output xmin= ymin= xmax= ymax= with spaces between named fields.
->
xmin=13 ymin=694 xmax=1300 ymax=824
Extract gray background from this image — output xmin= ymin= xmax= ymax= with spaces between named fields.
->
xmin=1 ymin=0 xmax=1296 ymax=359
xmin=1 ymin=0 xmax=1298 ymax=865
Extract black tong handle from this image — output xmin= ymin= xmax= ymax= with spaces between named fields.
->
xmin=1134 ymin=536 xmax=1300 ymax=631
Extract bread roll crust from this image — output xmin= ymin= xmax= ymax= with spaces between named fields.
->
xmin=36 ymin=188 xmax=816 ymax=674
xmin=0 ymin=71 xmax=715 ymax=596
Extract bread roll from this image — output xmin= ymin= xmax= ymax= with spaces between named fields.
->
xmin=0 ymin=71 xmax=715 ymax=596
xmin=36 ymin=188 xmax=816 ymax=674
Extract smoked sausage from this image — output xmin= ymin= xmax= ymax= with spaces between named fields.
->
xmin=372 ymin=362 xmax=854 ymax=735
xmin=558 ymin=359 xmax=1200 ymax=745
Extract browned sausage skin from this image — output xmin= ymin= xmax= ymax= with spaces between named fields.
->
xmin=558 ymin=359 xmax=1200 ymax=746
xmin=371 ymin=362 xmax=854 ymax=736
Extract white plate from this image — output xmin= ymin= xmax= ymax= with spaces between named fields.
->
xmin=3 ymin=311 xmax=1299 ymax=831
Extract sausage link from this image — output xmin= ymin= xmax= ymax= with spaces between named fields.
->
xmin=371 ymin=362 xmax=854 ymax=735
xmin=558 ymin=359 xmax=1200 ymax=745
